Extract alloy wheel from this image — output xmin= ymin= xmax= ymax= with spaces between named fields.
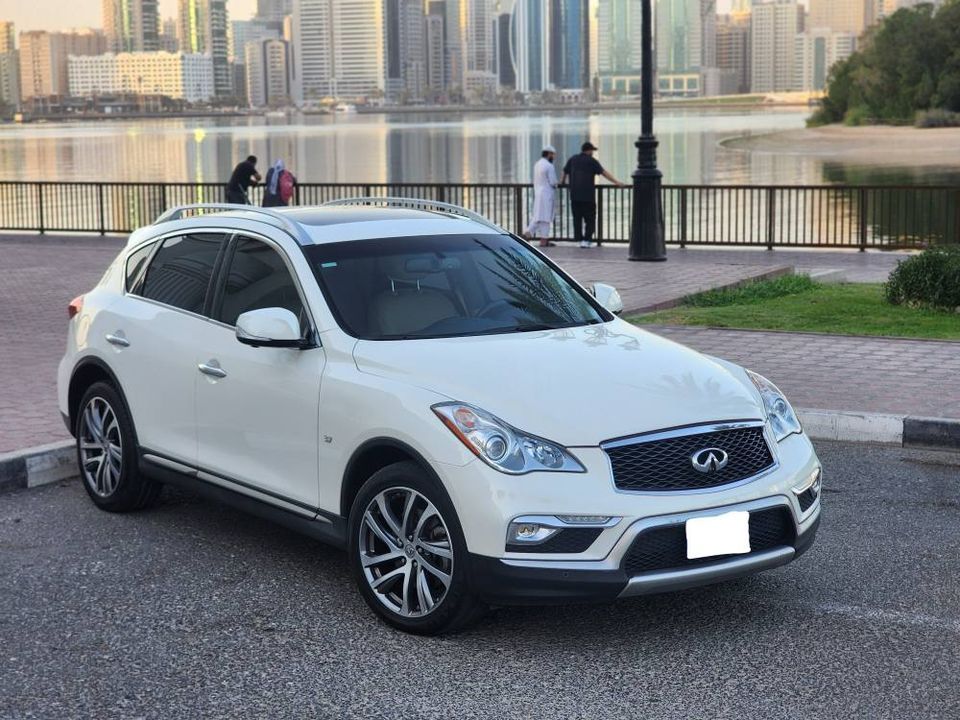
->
xmin=78 ymin=396 xmax=123 ymax=498
xmin=359 ymin=486 xmax=454 ymax=618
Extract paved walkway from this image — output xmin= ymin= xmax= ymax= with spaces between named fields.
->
xmin=0 ymin=234 xmax=935 ymax=453
xmin=651 ymin=326 xmax=960 ymax=420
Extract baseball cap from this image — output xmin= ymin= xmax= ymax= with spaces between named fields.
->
xmin=581 ymin=141 xmax=598 ymax=152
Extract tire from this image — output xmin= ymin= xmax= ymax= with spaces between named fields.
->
xmin=348 ymin=461 xmax=486 ymax=635
xmin=75 ymin=381 xmax=161 ymax=512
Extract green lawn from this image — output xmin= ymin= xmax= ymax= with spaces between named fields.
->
xmin=631 ymin=275 xmax=960 ymax=340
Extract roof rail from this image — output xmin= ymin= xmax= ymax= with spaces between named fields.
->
xmin=321 ymin=196 xmax=503 ymax=232
xmin=153 ymin=203 xmax=314 ymax=244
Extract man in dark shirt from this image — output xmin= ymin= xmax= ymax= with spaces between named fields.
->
xmin=226 ymin=155 xmax=262 ymax=205
xmin=560 ymin=142 xmax=625 ymax=247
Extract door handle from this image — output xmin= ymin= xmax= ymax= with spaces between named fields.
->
xmin=198 ymin=361 xmax=227 ymax=379
xmin=105 ymin=333 xmax=130 ymax=347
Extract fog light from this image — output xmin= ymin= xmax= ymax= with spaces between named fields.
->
xmin=507 ymin=521 xmax=558 ymax=544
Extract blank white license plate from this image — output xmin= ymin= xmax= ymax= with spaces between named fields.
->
xmin=685 ymin=511 xmax=751 ymax=560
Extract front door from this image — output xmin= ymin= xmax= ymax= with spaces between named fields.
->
xmin=196 ymin=235 xmax=324 ymax=512
xmin=108 ymin=231 xmax=228 ymax=466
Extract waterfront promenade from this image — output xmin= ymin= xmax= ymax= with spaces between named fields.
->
xmin=3 ymin=233 xmax=956 ymax=454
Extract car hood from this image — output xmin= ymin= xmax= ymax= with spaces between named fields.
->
xmin=352 ymin=320 xmax=765 ymax=447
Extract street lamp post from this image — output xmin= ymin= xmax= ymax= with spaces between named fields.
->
xmin=628 ymin=0 xmax=667 ymax=262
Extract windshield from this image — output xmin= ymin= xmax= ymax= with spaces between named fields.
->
xmin=303 ymin=233 xmax=609 ymax=340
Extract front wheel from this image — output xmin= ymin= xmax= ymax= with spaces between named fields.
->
xmin=348 ymin=461 xmax=485 ymax=635
xmin=75 ymin=382 xmax=160 ymax=512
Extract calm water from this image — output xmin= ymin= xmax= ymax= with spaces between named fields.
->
xmin=0 ymin=107 xmax=835 ymax=186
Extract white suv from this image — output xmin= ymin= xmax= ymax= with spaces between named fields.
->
xmin=58 ymin=200 xmax=822 ymax=634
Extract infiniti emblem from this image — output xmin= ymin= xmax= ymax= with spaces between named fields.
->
xmin=691 ymin=448 xmax=729 ymax=474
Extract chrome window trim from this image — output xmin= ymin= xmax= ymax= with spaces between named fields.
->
xmin=501 ymin=495 xmax=799 ymax=572
xmin=599 ymin=419 xmax=780 ymax=497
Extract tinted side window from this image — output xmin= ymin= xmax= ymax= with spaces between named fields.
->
xmin=138 ymin=233 xmax=224 ymax=314
xmin=125 ymin=241 xmax=156 ymax=293
xmin=217 ymin=237 xmax=305 ymax=327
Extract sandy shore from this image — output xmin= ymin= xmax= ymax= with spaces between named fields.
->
xmin=724 ymin=125 xmax=960 ymax=167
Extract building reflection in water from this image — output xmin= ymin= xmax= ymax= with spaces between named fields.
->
xmin=0 ymin=108 xmax=825 ymax=186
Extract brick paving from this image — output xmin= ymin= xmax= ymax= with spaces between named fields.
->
xmin=650 ymin=326 xmax=960 ymax=421
xmin=0 ymin=233 xmax=941 ymax=453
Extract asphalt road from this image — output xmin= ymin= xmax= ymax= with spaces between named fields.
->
xmin=1 ymin=441 xmax=958 ymax=719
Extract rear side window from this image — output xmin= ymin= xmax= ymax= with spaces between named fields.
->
xmin=217 ymin=237 xmax=305 ymax=327
xmin=125 ymin=241 xmax=156 ymax=293
xmin=137 ymin=233 xmax=224 ymax=314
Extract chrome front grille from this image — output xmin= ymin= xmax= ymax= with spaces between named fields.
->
xmin=603 ymin=423 xmax=775 ymax=492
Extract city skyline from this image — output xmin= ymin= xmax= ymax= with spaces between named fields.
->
xmin=0 ymin=2 xmax=804 ymax=34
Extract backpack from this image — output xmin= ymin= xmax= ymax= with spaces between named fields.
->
xmin=279 ymin=170 xmax=295 ymax=204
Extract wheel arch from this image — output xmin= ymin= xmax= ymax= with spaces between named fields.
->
xmin=68 ymin=357 xmax=130 ymax=436
xmin=340 ymin=437 xmax=447 ymax=519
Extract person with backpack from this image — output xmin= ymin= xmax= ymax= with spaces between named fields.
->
xmin=262 ymin=159 xmax=297 ymax=207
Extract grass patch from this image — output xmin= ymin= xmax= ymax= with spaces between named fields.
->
xmin=682 ymin=274 xmax=817 ymax=307
xmin=632 ymin=278 xmax=960 ymax=340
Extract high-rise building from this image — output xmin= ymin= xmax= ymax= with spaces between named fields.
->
xmin=159 ymin=17 xmax=179 ymax=51
xmin=808 ymin=0 xmax=872 ymax=36
xmin=794 ymin=29 xmax=857 ymax=91
xmin=494 ymin=12 xmax=514 ymax=89
xmin=596 ymin=0 xmax=643 ymax=95
xmin=19 ymin=29 xmax=107 ymax=98
xmin=425 ymin=11 xmax=447 ymax=93
xmin=0 ymin=22 xmax=18 ymax=110
xmin=103 ymin=0 xmax=160 ymax=52
xmin=0 ymin=21 xmax=14 ymax=53
xmin=177 ymin=0 xmax=231 ymax=96
xmin=68 ymin=51 xmax=214 ymax=101
xmin=385 ymin=0 xmax=427 ymax=101
xmin=292 ymin=0 xmax=385 ymax=102
xmin=716 ymin=11 xmax=751 ymax=95
xmin=550 ymin=0 xmax=589 ymax=90
xmin=231 ymin=19 xmax=282 ymax=62
xmin=751 ymin=0 xmax=803 ymax=93
xmin=461 ymin=0 xmax=497 ymax=95
xmin=256 ymin=0 xmax=294 ymax=22
xmin=245 ymin=38 xmax=290 ymax=106
xmin=656 ymin=0 xmax=703 ymax=96
xmin=510 ymin=0 xmax=547 ymax=93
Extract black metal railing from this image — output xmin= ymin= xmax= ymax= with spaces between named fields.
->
xmin=1 ymin=180 xmax=958 ymax=249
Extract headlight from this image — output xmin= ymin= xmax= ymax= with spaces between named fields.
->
xmin=432 ymin=402 xmax=585 ymax=475
xmin=747 ymin=371 xmax=802 ymax=442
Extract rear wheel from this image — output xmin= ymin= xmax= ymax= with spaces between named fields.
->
xmin=75 ymin=382 xmax=160 ymax=512
xmin=348 ymin=461 xmax=485 ymax=634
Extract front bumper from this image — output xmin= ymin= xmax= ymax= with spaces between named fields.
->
xmin=470 ymin=502 xmax=820 ymax=605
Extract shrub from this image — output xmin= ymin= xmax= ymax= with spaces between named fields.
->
xmin=915 ymin=109 xmax=960 ymax=128
xmin=843 ymin=106 xmax=874 ymax=126
xmin=885 ymin=245 xmax=960 ymax=310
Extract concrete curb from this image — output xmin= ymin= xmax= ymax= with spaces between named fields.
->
xmin=626 ymin=265 xmax=794 ymax=314
xmin=1 ymin=410 xmax=957 ymax=494
xmin=0 ymin=440 xmax=74 ymax=494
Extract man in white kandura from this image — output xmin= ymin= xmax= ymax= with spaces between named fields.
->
xmin=524 ymin=145 xmax=559 ymax=247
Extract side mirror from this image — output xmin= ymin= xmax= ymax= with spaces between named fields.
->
xmin=591 ymin=283 xmax=624 ymax=315
xmin=236 ymin=307 xmax=308 ymax=348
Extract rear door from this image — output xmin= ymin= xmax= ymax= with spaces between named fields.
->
xmin=103 ymin=231 xmax=227 ymax=466
xmin=195 ymin=234 xmax=325 ymax=512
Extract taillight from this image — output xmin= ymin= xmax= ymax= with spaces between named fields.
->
xmin=68 ymin=295 xmax=84 ymax=319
